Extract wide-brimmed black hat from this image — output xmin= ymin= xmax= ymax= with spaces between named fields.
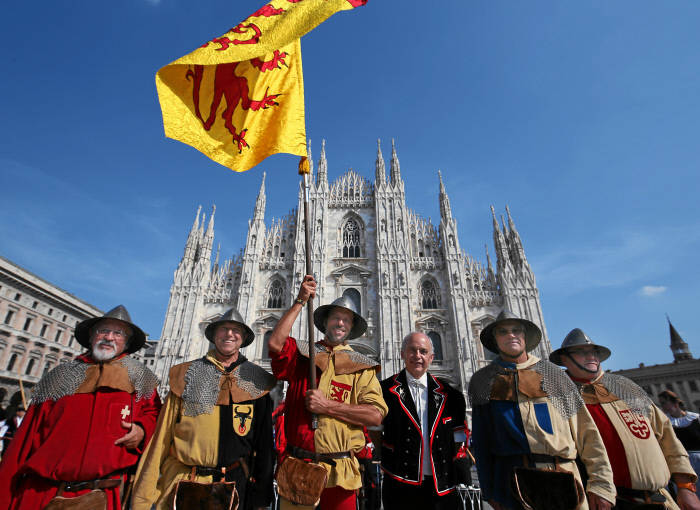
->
xmin=479 ymin=310 xmax=542 ymax=354
xmin=314 ymin=296 xmax=367 ymax=340
xmin=204 ymin=308 xmax=255 ymax=347
xmin=74 ymin=305 xmax=147 ymax=354
xmin=549 ymin=328 xmax=611 ymax=366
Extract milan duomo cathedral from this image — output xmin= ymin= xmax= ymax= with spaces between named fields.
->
xmin=153 ymin=140 xmax=552 ymax=396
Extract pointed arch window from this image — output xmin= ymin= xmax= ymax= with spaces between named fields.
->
xmin=421 ymin=280 xmax=440 ymax=309
xmin=267 ymin=280 xmax=285 ymax=309
xmin=342 ymin=219 xmax=361 ymax=258
xmin=262 ymin=331 xmax=272 ymax=359
xmin=427 ymin=331 xmax=443 ymax=361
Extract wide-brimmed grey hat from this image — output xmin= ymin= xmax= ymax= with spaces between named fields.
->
xmin=313 ymin=296 xmax=367 ymax=340
xmin=75 ymin=305 xmax=147 ymax=354
xmin=549 ymin=328 xmax=611 ymax=366
xmin=479 ymin=310 xmax=542 ymax=354
xmin=204 ymin=308 xmax=255 ymax=347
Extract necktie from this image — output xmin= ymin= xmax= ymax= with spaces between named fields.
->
xmin=410 ymin=379 xmax=425 ymax=423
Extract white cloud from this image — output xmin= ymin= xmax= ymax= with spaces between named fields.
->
xmin=639 ymin=285 xmax=667 ymax=297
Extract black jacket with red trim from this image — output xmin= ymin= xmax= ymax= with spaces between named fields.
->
xmin=379 ymin=369 xmax=467 ymax=495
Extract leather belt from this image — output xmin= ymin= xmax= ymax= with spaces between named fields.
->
xmin=616 ymin=486 xmax=666 ymax=503
xmin=59 ymin=478 xmax=122 ymax=492
xmin=288 ymin=445 xmax=351 ymax=466
xmin=528 ymin=453 xmax=573 ymax=465
xmin=194 ymin=459 xmax=249 ymax=481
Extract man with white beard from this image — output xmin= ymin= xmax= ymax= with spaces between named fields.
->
xmin=0 ymin=305 xmax=161 ymax=510
xmin=268 ymin=275 xmax=388 ymax=510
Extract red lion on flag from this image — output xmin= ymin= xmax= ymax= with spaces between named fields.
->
xmin=186 ymin=50 xmax=286 ymax=153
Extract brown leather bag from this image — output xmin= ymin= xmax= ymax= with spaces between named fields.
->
xmin=43 ymin=489 xmax=107 ymax=510
xmin=172 ymin=468 xmax=239 ymax=510
xmin=511 ymin=465 xmax=584 ymax=510
xmin=275 ymin=456 xmax=328 ymax=506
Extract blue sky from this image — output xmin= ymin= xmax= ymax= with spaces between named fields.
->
xmin=1 ymin=1 xmax=698 ymax=371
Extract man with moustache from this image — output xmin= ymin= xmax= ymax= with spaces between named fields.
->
xmin=0 ymin=305 xmax=162 ymax=510
xmin=132 ymin=308 xmax=276 ymax=510
xmin=380 ymin=332 xmax=469 ymax=510
xmin=551 ymin=329 xmax=700 ymax=510
xmin=268 ymin=275 xmax=388 ymax=510
xmin=469 ymin=311 xmax=616 ymax=510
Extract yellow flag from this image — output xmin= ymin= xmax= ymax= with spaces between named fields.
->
xmin=156 ymin=0 xmax=368 ymax=172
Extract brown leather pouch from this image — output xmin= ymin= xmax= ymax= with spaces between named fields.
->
xmin=43 ymin=490 xmax=107 ymax=510
xmin=172 ymin=479 xmax=239 ymax=510
xmin=511 ymin=465 xmax=584 ymax=510
xmin=276 ymin=456 xmax=328 ymax=506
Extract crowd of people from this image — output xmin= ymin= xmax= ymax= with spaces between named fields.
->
xmin=0 ymin=275 xmax=698 ymax=510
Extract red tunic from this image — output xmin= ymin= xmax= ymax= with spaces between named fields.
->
xmin=0 ymin=359 xmax=161 ymax=510
xmin=270 ymin=337 xmax=321 ymax=452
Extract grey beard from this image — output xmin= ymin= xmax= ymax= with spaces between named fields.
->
xmin=92 ymin=341 xmax=118 ymax=361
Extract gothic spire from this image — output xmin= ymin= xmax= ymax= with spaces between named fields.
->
xmin=254 ymin=172 xmax=266 ymax=220
xmin=390 ymin=139 xmax=402 ymax=184
xmin=506 ymin=204 xmax=517 ymax=233
xmin=307 ymin=139 xmax=314 ymax=185
xmin=183 ymin=205 xmax=202 ymax=263
xmin=485 ymin=243 xmax=494 ymax=273
xmin=213 ymin=243 xmax=221 ymax=271
xmin=318 ymin=139 xmax=328 ymax=186
xmin=205 ymin=205 xmax=216 ymax=238
xmin=491 ymin=205 xmax=508 ymax=267
xmin=375 ymin=139 xmax=386 ymax=185
xmin=668 ymin=315 xmax=693 ymax=361
xmin=438 ymin=170 xmax=452 ymax=221
xmin=190 ymin=205 xmax=202 ymax=235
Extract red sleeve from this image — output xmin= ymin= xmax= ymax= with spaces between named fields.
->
xmin=0 ymin=403 xmax=45 ymax=510
xmin=132 ymin=390 xmax=163 ymax=454
xmin=270 ymin=337 xmax=299 ymax=381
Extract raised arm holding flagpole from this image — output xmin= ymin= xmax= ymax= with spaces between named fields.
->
xmin=145 ymin=1 xmax=388 ymax=508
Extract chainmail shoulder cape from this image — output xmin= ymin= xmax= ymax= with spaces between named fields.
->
xmin=598 ymin=373 xmax=654 ymax=417
xmin=177 ymin=357 xmax=276 ymax=417
xmin=296 ymin=339 xmax=380 ymax=375
xmin=31 ymin=355 xmax=159 ymax=405
xmin=468 ymin=358 xmax=584 ymax=421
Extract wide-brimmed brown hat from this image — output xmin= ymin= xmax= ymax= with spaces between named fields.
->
xmin=204 ymin=308 xmax=255 ymax=347
xmin=479 ymin=310 xmax=542 ymax=354
xmin=313 ymin=296 xmax=367 ymax=340
xmin=74 ymin=305 xmax=147 ymax=354
xmin=549 ymin=328 xmax=611 ymax=366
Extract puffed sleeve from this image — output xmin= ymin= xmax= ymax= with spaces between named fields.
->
xmin=0 ymin=402 xmax=48 ymax=510
xmin=131 ymin=392 xmax=181 ymax=510
xmin=570 ymin=405 xmax=616 ymax=504
xmin=652 ymin=405 xmax=697 ymax=482
xmin=356 ymin=369 xmax=388 ymax=418
xmin=270 ymin=337 xmax=299 ymax=381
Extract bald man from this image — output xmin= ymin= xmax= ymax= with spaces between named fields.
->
xmin=380 ymin=332 xmax=469 ymax=510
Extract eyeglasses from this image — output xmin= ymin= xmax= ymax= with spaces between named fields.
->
xmin=494 ymin=326 xmax=525 ymax=337
xmin=96 ymin=328 xmax=128 ymax=339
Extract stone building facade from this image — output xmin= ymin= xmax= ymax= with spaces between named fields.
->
xmin=153 ymin=140 xmax=552 ymax=395
xmin=0 ymin=256 xmax=102 ymax=408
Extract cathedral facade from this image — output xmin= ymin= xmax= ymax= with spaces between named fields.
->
xmin=153 ymin=140 xmax=551 ymax=395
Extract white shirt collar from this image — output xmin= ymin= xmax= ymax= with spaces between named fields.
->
xmin=406 ymin=371 xmax=428 ymax=388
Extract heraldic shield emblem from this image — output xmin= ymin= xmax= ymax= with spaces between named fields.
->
xmin=618 ymin=409 xmax=651 ymax=439
xmin=233 ymin=404 xmax=254 ymax=436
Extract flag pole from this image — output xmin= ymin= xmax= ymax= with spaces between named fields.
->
xmin=299 ymin=156 xmax=318 ymax=429
xmin=18 ymin=376 xmax=27 ymax=410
